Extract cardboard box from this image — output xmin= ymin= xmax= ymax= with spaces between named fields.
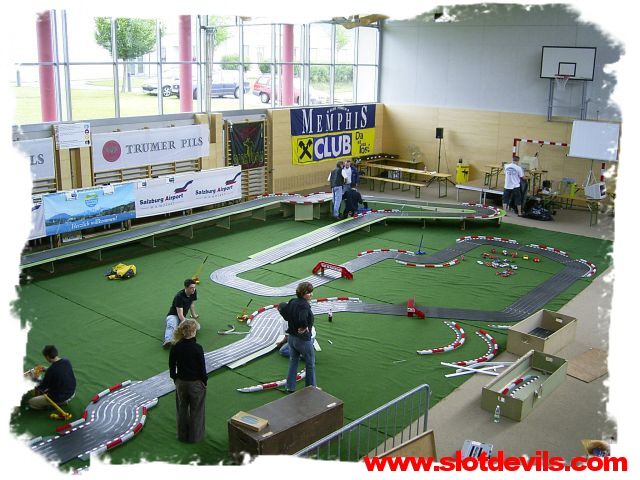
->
xmin=507 ymin=309 xmax=576 ymax=356
xmin=481 ymin=350 xmax=567 ymax=421
xmin=230 ymin=411 xmax=269 ymax=432
xmin=228 ymin=386 xmax=343 ymax=458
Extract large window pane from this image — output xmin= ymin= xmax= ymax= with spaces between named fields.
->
xmin=334 ymin=65 xmax=353 ymax=104
xmin=335 ymin=26 xmax=354 ymax=64
xmin=310 ymin=65 xmax=330 ymax=104
xmin=68 ymin=65 xmax=115 ymax=120
xmin=356 ymin=66 xmax=377 ymax=103
xmin=66 ymin=12 xmax=114 ymax=63
xmin=244 ymin=25 xmax=272 ymax=64
xmin=12 ymin=66 xmax=45 ymax=125
xmin=357 ymin=27 xmax=379 ymax=64
xmin=309 ymin=24 xmax=332 ymax=64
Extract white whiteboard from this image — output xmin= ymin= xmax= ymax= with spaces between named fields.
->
xmin=568 ymin=120 xmax=620 ymax=162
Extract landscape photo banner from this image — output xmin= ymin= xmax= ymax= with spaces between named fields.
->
xmin=134 ymin=166 xmax=242 ymax=218
xmin=43 ymin=183 xmax=136 ymax=236
xmin=92 ymin=124 xmax=210 ymax=173
xmin=290 ymin=104 xmax=376 ymax=165
xmin=13 ymin=137 xmax=56 ymax=180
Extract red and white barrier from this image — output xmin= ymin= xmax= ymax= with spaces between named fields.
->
xmin=417 ymin=321 xmax=466 ymax=355
xmin=500 ymin=374 xmax=540 ymax=397
xmin=396 ymin=258 xmax=460 ymax=268
xmin=91 ymin=380 xmax=132 ymax=404
xmin=577 ymin=259 xmax=597 ymax=277
xmin=453 ymin=330 xmax=499 ymax=367
xmin=457 ymin=235 xmax=517 ymax=244
xmin=527 ymin=244 xmax=569 ymax=257
xmin=357 ymin=248 xmax=414 ymax=257
xmin=237 ymin=370 xmax=306 ymax=393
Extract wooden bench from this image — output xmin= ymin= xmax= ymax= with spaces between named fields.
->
xmin=360 ymin=175 xmax=425 ymax=198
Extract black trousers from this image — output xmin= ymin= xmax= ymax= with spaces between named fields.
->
xmin=175 ymin=379 xmax=206 ymax=443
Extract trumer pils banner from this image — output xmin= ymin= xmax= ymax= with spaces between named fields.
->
xmin=290 ymin=104 xmax=376 ymax=165
xmin=92 ymin=124 xmax=209 ymax=173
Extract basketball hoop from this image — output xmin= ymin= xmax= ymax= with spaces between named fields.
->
xmin=554 ymin=75 xmax=571 ymax=91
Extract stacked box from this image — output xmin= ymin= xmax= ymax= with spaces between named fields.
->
xmin=481 ymin=350 xmax=567 ymax=421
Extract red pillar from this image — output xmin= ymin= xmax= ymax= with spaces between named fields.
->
xmin=179 ymin=15 xmax=193 ymax=112
xmin=36 ymin=11 xmax=57 ymax=122
xmin=281 ymin=24 xmax=294 ymax=106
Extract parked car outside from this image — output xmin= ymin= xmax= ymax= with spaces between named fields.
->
xmin=171 ymin=70 xmax=250 ymax=99
xmin=252 ymin=75 xmax=329 ymax=104
xmin=141 ymin=70 xmax=177 ymax=97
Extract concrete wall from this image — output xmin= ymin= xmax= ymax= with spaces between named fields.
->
xmin=379 ymin=4 xmax=622 ymax=121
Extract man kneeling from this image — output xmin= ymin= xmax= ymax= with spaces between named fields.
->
xmin=28 ymin=345 xmax=76 ymax=410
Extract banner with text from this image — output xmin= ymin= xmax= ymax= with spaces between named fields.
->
xmin=43 ymin=184 xmax=136 ymax=236
xmin=290 ymin=104 xmax=376 ymax=165
xmin=134 ymin=166 xmax=242 ymax=218
xmin=13 ymin=138 xmax=56 ymax=180
xmin=92 ymin=124 xmax=209 ymax=173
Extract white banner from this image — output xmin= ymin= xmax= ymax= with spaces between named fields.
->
xmin=92 ymin=124 xmax=210 ymax=173
xmin=28 ymin=199 xmax=46 ymax=240
xmin=134 ymin=166 xmax=242 ymax=218
xmin=13 ymin=138 xmax=56 ymax=180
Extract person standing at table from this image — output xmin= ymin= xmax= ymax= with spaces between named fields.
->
xmin=502 ymin=156 xmax=525 ymax=216
xmin=328 ymin=161 xmax=345 ymax=219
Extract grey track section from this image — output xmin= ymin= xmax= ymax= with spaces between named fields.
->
xmin=28 ymin=197 xmax=592 ymax=464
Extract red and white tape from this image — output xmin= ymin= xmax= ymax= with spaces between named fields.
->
xmin=417 ymin=321 xmax=466 ymax=355
xmin=237 ymin=370 xmax=306 ymax=393
xmin=358 ymin=248 xmax=413 ymax=257
xmin=577 ymin=259 xmax=597 ymax=277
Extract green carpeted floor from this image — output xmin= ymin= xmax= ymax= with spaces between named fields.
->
xmin=11 ymin=202 xmax=612 ymax=467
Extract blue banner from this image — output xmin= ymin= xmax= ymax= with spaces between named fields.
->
xmin=290 ymin=104 xmax=376 ymax=136
xmin=43 ymin=183 xmax=136 ymax=236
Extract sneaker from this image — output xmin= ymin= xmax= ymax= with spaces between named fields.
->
xmin=163 ymin=341 xmax=172 ymax=349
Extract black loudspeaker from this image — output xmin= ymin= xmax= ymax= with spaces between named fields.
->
xmin=436 ymin=127 xmax=444 ymax=139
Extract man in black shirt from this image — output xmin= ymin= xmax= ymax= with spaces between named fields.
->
xmin=163 ymin=279 xmax=199 ymax=349
xmin=342 ymin=187 xmax=366 ymax=218
xmin=281 ymin=282 xmax=316 ymax=392
xmin=28 ymin=345 xmax=76 ymax=410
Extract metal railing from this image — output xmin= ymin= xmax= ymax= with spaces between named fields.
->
xmin=295 ymin=384 xmax=431 ymax=461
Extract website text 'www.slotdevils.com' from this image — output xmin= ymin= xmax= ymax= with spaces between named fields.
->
xmin=363 ymin=451 xmax=627 ymax=472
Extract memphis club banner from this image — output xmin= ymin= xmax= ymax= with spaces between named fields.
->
xmin=134 ymin=166 xmax=242 ymax=218
xmin=290 ymin=104 xmax=376 ymax=165
xmin=92 ymin=124 xmax=210 ymax=173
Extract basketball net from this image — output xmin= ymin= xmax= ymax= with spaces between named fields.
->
xmin=554 ymin=75 xmax=570 ymax=91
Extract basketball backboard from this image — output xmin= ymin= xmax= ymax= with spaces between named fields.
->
xmin=540 ymin=46 xmax=596 ymax=80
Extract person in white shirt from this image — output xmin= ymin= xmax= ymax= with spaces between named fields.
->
xmin=502 ymin=156 xmax=525 ymax=216
xmin=342 ymin=160 xmax=353 ymax=192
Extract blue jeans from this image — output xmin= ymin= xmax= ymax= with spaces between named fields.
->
xmin=332 ymin=186 xmax=343 ymax=218
xmin=164 ymin=315 xmax=179 ymax=343
xmin=286 ymin=335 xmax=316 ymax=391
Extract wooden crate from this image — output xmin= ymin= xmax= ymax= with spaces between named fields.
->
xmin=228 ymin=386 xmax=343 ymax=458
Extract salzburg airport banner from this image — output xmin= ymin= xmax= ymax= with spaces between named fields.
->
xmin=13 ymin=137 xmax=56 ymax=180
xmin=43 ymin=183 xmax=136 ymax=236
xmin=290 ymin=104 xmax=376 ymax=165
xmin=134 ymin=166 xmax=242 ymax=218
xmin=28 ymin=200 xmax=46 ymax=240
xmin=92 ymin=124 xmax=210 ymax=173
